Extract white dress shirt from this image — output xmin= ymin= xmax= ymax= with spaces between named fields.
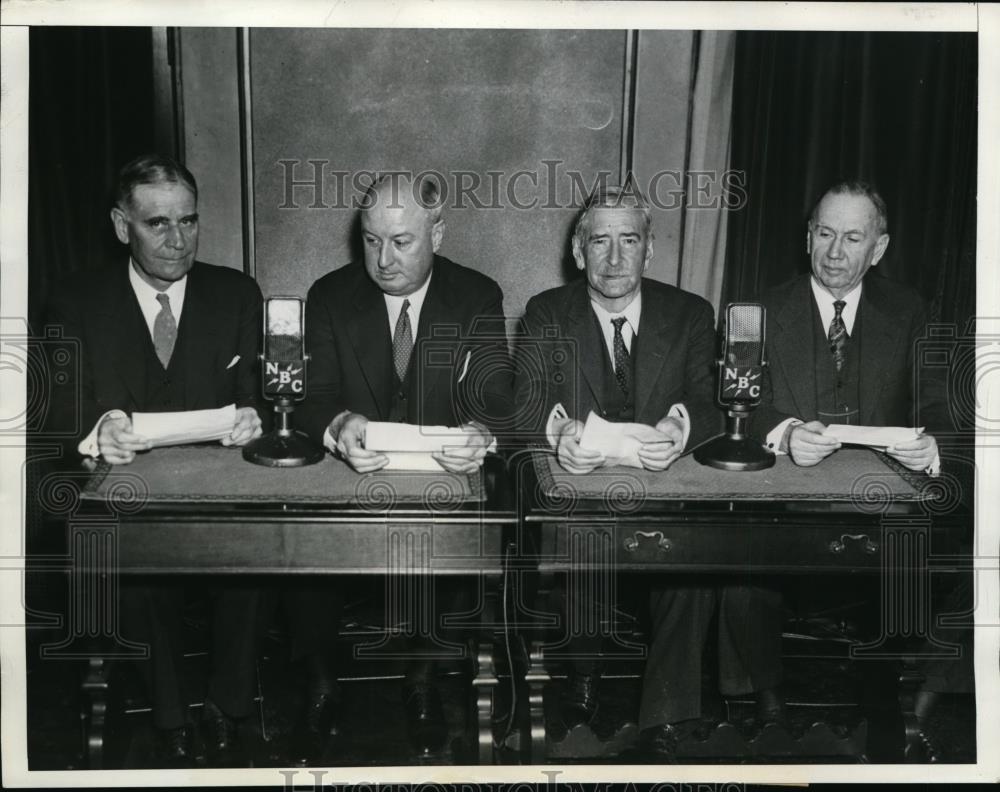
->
xmin=589 ymin=291 xmax=641 ymax=364
xmin=384 ymin=271 xmax=432 ymax=341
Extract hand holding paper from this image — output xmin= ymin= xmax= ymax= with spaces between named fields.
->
xmin=335 ymin=413 xmax=389 ymax=473
xmin=363 ymin=421 xmax=497 ymax=472
xmin=556 ymin=418 xmax=604 ymax=475
xmin=789 ymin=420 xmax=840 ymax=466
xmin=130 ymin=404 xmax=238 ymax=449
xmin=578 ymin=412 xmax=675 ymax=469
xmin=221 ymin=406 xmax=263 ymax=447
xmin=822 ymin=423 xmax=924 ymax=450
xmin=98 ymin=413 xmax=152 ymax=465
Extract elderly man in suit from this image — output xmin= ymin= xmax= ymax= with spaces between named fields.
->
xmin=290 ymin=172 xmax=514 ymax=760
xmin=725 ymin=180 xmax=951 ymax=725
xmin=46 ymin=154 xmax=264 ymax=766
xmin=514 ymin=185 xmax=722 ymax=762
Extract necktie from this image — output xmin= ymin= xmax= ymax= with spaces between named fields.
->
xmin=828 ymin=299 xmax=847 ymax=371
xmin=611 ymin=316 xmax=630 ymax=393
xmin=393 ymin=298 xmax=413 ymax=382
xmin=153 ymin=293 xmax=177 ymax=369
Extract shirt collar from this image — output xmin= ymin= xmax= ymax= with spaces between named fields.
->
xmin=383 ymin=269 xmax=433 ymax=315
xmin=589 ymin=290 xmax=642 ymax=335
xmin=128 ymin=257 xmax=188 ymax=306
xmin=810 ymin=276 xmax=862 ymax=312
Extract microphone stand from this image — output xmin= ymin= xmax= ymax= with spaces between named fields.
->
xmin=243 ymin=393 xmax=324 ymax=467
xmin=694 ymin=401 xmax=775 ymax=471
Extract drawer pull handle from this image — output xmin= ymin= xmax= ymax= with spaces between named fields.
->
xmin=828 ymin=534 xmax=879 ymax=555
xmin=624 ymin=530 xmax=672 ymax=553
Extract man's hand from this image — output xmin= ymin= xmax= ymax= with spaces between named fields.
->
xmin=555 ymin=419 xmax=604 ymax=475
xmin=221 ymin=406 xmax=263 ymax=447
xmin=432 ymin=422 xmax=493 ymax=475
xmin=637 ymin=416 xmax=685 ymax=471
xmin=788 ymin=420 xmax=840 ymax=466
xmin=334 ymin=412 xmax=388 ymax=473
xmin=887 ymin=433 xmax=938 ymax=472
xmin=98 ymin=415 xmax=151 ymax=465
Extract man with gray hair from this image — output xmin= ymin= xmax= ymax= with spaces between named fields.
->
xmin=514 ymin=184 xmax=722 ymax=761
xmin=291 ymin=171 xmax=514 ymax=761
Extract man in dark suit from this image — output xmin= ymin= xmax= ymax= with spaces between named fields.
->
xmin=728 ymin=180 xmax=950 ymax=724
xmin=46 ymin=154 xmax=264 ymax=766
xmin=291 ymin=172 xmax=513 ymax=759
xmin=513 ymin=186 xmax=722 ymax=761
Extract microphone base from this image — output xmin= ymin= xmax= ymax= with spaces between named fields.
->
xmin=694 ymin=433 xmax=775 ymax=471
xmin=242 ymin=429 xmax=325 ymax=467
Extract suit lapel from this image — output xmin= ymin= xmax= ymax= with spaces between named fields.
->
xmin=414 ymin=263 xmax=451 ymax=410
xmin=857 ymin=278 xmax=901 ymax=425
xmin=97 ymin=266 xmax=148 ymax=408
xmin=565 ymin=282 xmax=608 ymax=414
xmin=346 ymin=272 xmax=392 ymax=417
xmin=633 ymin=284 xmax=684 ymax=423
xmin=769 ymin=276 xmax=818 ymax=420
xmin=177 ymin=265 xmax=218 ymax=409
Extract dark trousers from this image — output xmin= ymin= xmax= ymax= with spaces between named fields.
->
xmin=121 ymin=580 xmax=262 ymax=730
xmin=285 ymin=576 xmax=478 ymax=686
xmin=639 ymin=582 xmax=783 ymax=730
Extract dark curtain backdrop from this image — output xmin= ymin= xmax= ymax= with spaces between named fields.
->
xmin=28 ymin=27 xmax=156 ymax=331
xmin=722 ymin=32 xmax=977 ymax=329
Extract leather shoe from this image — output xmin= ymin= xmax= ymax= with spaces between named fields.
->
xmin=754 ymin=686 xmax=788 ymax=727
xmin=201 ymin=698 xmax=243 ymax=766
xmin=156 ymin=725 xmax=196 ymax=768
xmin=290 ymin=690 xmax=342 ymax=766
xmin=561 ymin=670 xmax=600 ymax=727
xmin=635 ymin=720 xmax=697 ymax=764
xmin=402 ymin=683 xmax=447 ymax=753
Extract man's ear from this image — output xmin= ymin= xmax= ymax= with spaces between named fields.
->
xmin=572 ymin=238 xmax=585 ymax=271
xmin=805 ymin=228 xmax=813 ymax=256
xmin=871 ymin=234 xmax=890 ymax=267
xmin=643 ymin=237 xmax=654 ymax=272
xmin=110 ymin=207 xmax=130 ymax=245
xmin=431 ymin=218 xmax=445 ymax=252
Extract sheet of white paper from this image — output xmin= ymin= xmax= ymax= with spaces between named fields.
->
xmin=578 ymin=411 xmax=672 ymax=469
xmin=365 ymin=422 xmax=496 ymax=471
xmin=131 ymin=404 xmax=237 ymax=448
xmin=823 ymin=424 xmax=924 ymax=449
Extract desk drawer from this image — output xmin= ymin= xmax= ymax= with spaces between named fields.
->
xmin=535 ymin=519 xmax=932 ymax=573
xmin=114 ymin=518 xmax=505 ymax=574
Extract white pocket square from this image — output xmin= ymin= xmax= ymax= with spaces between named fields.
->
xmin=226 ymin=355 xmax=241 ymax=370
xmin=457 ymin=351 xmax=471 ymax=383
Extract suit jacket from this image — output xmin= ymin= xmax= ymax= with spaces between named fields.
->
xmin=45 ymin=260 xmax=263 ymax=460
xmin=750 ymin=273 xmax=951 ymax=438
xmin=297 ymin=255 xmax=514 ymax=444
xmin=513 ymin=277 xmax=722 ymax=451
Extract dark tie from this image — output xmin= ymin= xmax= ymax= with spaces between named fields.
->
xmin=153 ymin=293 xmax=177 ymax=369
xmin=611 ymin=316 xmax=630 ymax=394
xmin=393 ymin=298 xmax=413 ymax=382
xmin=828 ymin=299 xmax=847 ymax=371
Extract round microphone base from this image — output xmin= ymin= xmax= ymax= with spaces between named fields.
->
xmin=694 ymin=433 xmax=775 ymax=471
xmin=242 ymin=429 xmax=325 ymax=467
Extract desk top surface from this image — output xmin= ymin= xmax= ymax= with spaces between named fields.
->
xmin=81 ymin=445 xmax=484 ymax=510
xmin=531 ymin=446 xmax=934 ymax=510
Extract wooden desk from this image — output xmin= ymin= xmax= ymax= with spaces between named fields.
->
xmin=517 ymin=447 xmax=969 ymax=763
xmin=70 ymin=446 xmax=515 ymax=766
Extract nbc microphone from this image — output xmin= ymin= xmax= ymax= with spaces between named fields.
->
xmin=242 ymin=296 xmax=324 ymax=467
xmin=694 ymin=302 xmax=775 ymax=471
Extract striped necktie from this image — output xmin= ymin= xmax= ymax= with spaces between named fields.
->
xmin=828 ymin=299 xmax=847 ymax=372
